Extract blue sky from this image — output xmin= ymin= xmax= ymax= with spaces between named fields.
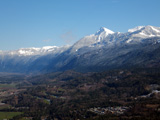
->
xmin=0 ymin=0 xmax=160 ymax=50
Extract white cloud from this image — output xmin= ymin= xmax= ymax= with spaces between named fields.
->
xmin=43 ymin=39 xmax=51 ymax=42
xmin=60 ymin=31 xmax=77 ymax=45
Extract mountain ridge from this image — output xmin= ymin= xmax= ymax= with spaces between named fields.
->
xmin=0 ymin=25 xmax=160 ymax=73
xmin=1 ymin=25 xmax=160 ymax=54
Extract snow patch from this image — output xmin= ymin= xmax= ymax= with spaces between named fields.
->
xmin=150 ymin=26 xmax=160 ymax=33
xmin=42 ymin=46 xmax=58 ymax=50
xmin=95 ymin=27 xmax=114 ymax=42
xmin=95 ymin=27 xmax=114 ymax=36
xmin=18 ymin=50 xmax=34 ymax=55
xmin=126 ymin=39 xmax=132 ymax=43
xmin=128 ymin=26 xmax=144 ymax=33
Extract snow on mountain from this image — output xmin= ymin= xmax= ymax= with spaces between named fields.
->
xmin=126 ymin=25 xmax=160 ymax=43
xmin=70 ymin=27 xmax=114 ymax=52
xmin=1 ymin=25 xmax=160 ymax=56
xmin=95 ymin=27 xmax=114 ymax=41
xmin=128 ymin=26 xmax=144 ymax=33
xmin=69 ymin=25 xmax=160 ymax=53
xmin=132 ymin=26 xmax=160 ymax=37
xmin=0 ymin=45 xmax=70 ymax=56
xmin=0 ymin=25 xmax=160 ymax=73
xmin=95 ymin=27 xmax=114 ymax=35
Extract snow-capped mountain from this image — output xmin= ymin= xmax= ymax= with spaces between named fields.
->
xmin=44 ymin=25 xmax=160 ymax=73
xmin=70 ymin=27 xmax=115 ymax=52
xmin=70 ymin=25 xmax=160 ymax=53
xmin=126 ymin=25 xmax=160 ymax=43
xmin=0 ymin=25 xmax=160 ymax=73
xmin=128 ymin=25 xmax=160 ymax=37
xmin=0 ymin=45 xmax=70 ymax=73
xmin=0 ymin=45 xmax=70 ymax=56
xmin=95 ymin=27 xmax=114 ymax=41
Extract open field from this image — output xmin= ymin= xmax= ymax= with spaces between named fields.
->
xmin=0 ymin=83 xmax=16 ymax=88
xmin=0 ymin=112 xmax=22 ymax=120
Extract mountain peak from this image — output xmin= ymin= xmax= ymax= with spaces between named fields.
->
xmin=128 ymin=25 xmax=160 ymax=33
xmin=95 ymin=27 xmax=114 ymax=41
xmin=128 ymin=25 xmax=160 ymax=38
xmin=128 ymin=26 xmax=145 ymax=33
xmin=144 ymin=25 xmax=160 ymax=33
xmin=95 ymin=27 xmax=114 ymax=36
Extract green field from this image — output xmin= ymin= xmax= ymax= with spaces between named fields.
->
xmin=0 ymin=83 xmax=16 ymax=88
xmin=0 ymin=112 xmax=22 ymax=120
xmin=0 ymin=104 xmax=10 ymax=110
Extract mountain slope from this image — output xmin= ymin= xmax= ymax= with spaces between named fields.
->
xmin=0 ymin=25 xmax=160 ymax=73
xmin=70 ymin=27 xmax=114 ymax=53
xmin=43 ymin=26 xmax=160 ymax=72
xmin=45 ymin=37 xmax=160 ymax=72
xmin=0 ymin=45 xmax=70 ymax=73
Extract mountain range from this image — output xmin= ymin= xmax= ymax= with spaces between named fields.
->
xmin=0 ymin=25 xmax=160 ymax=73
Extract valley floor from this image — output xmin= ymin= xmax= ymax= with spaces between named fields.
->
xmin=0 ymin=68 xmax=160 ymax=119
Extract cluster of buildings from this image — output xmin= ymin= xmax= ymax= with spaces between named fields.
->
xmin=89 ymin=106 xmax=130 ymax=115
